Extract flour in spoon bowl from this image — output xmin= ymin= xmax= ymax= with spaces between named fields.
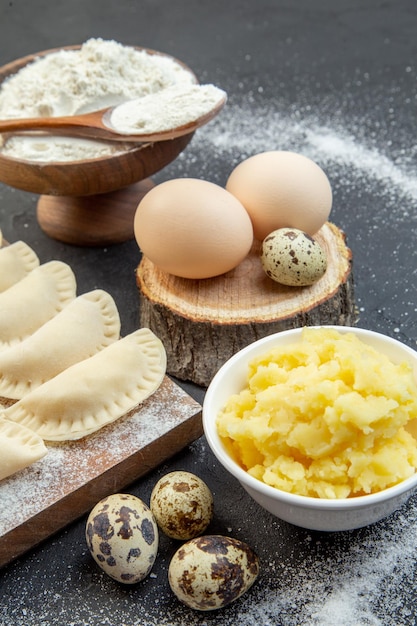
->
xmin=108 ymin=84 xmax=226 ymax=136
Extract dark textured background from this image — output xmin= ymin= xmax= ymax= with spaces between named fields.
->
xmin=0 ymin=1 xmax=416 ymax=624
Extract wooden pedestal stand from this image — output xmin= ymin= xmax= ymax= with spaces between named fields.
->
xmin=136 ymin=222 xmax=357 ymax=387
xmin=36 ymin=179 xmax=155 ymax=246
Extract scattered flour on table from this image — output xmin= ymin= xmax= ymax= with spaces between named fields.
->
xmin=180 ymin=100 xmax=417 ymax=207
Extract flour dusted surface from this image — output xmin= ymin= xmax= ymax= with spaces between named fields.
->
xmin=0 ymin=376 xmax=201 ymax=535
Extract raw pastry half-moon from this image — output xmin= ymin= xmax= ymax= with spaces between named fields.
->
xmin=0 ymin=417 xmax=47 ymax=481
xmin=5 ymin=328 xmax=167 ymax=441
xmin=0 ymin=260 xmax=76 ymax=350
xmin=0 ymin=289 xmax=121 ymax=400
xmin=0 ymin=240 xmax=39 ymax=292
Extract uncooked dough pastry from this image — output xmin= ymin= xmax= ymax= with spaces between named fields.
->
xmin=0 ymin=417 xmax=47 ymax=481
xmin=5 ymin=328 xmax=167 ymax=441
xmin=0 ymin=260 xmax=76 ymax=350
xmin=0 ymin=240 xmax=39 ymax=292
xmin=0 ymin=290 xmax=121 ymax=399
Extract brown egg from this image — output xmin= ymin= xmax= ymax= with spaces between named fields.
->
xmin=150 ymin=471 xmax=213 ymax=540
xmin=226 ymin=150 xmax=332 ymax=240
xmin=134 ymin=178 xmax=254 ymax=279
xmin=168 ymin=535 xmax=260 ymax=611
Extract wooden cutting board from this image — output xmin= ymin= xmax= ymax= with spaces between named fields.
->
xmin=0 ymin=376 xmax=202 ymax=568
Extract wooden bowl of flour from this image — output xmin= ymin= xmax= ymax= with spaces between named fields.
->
xmin=0 ymin=45 xmax=197 ymax=197
xmin=0 ymin=45 xmax=201 ymax=244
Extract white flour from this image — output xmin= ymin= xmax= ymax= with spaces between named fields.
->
xmin=0 ymin=134 xmax=133 ymax=162
xmin=109 ymin=83 xmax=226 ymax=134
xmin=0 ymin=38 xmax=215 ymax=162
xmin=0 ymin=38 xmax=195 ymax=118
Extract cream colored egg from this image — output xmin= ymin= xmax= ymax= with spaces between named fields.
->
xmin=134 ymin=178 xmax=254 ymax=279
xmin=226 ymin=151 xmax=332 ymax=240
xmin=261 ymin=228 xmax=327 ymax=286
xmin=150 ymin=471 xmax=213 ymax=540
xmin=168 ymin=535 xmax=260 ymax=611
xmin=85 ymin=493 xmax=158 ymax=584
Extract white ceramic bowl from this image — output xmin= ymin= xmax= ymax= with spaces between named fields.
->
xmin=203 ymin=326 xmax=417 ymax=531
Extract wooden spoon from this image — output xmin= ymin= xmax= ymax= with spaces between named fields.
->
xmin=0 ymin=89 xmax=227 ymax=143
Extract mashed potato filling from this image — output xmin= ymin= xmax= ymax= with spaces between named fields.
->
xmin=217 ymin=328 xmax=417 ymax=498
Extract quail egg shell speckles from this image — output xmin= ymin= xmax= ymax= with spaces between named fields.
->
xmin=150 ymin=471 xmax=214 ymax=540
xmin=168 ymin=535 xmax=260 ymax=611
xmin=261 ymin=227 xmax=328 ymax=286
xmin=85 ymin=493 xmax=158 ymax=584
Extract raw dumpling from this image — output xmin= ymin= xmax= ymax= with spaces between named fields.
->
xmin=0 ymin=417 xmax=47 ymax=481
xmin=0 ymin=240 xmax=39 ymax=292
xmin=0 ymin=260 xmax=76 ymax=350
xmin=0 ymin=290 xmax=121 ymax=400
xmin=5 ymin=328 xmax=167 ymax=441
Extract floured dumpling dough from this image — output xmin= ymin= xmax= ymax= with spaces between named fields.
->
xmin=0 ymin=260 xmax=76 ymax=350
xmin=5 ymin=328 xmax=167 ymax=441
xmin=0 ymin=240 xmax=39 ymax=292
xmin=0 ymin=290 xmax=121 ymax=400
xmin=0 ymin=417 xmax=47 ymax=481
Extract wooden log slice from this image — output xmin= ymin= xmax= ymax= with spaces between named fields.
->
xmin=136 ymin=222 xmax=357 ymax=386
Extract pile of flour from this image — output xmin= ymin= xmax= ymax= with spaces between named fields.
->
xmin=0 ymin=38 xmax=207 ymax=162
xmin=0 ymin=38 xmax=196 ymax=119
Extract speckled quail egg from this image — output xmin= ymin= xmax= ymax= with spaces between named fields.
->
xmin=85 ymin=493 xmax=158 ymax=584
xmin=168 ymin=535 xmax=260 ymax=611
xmin=261 ymin=227 xmax=327 ymax=286
xmin=150 ymin=471 xmax=214 ymax=540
